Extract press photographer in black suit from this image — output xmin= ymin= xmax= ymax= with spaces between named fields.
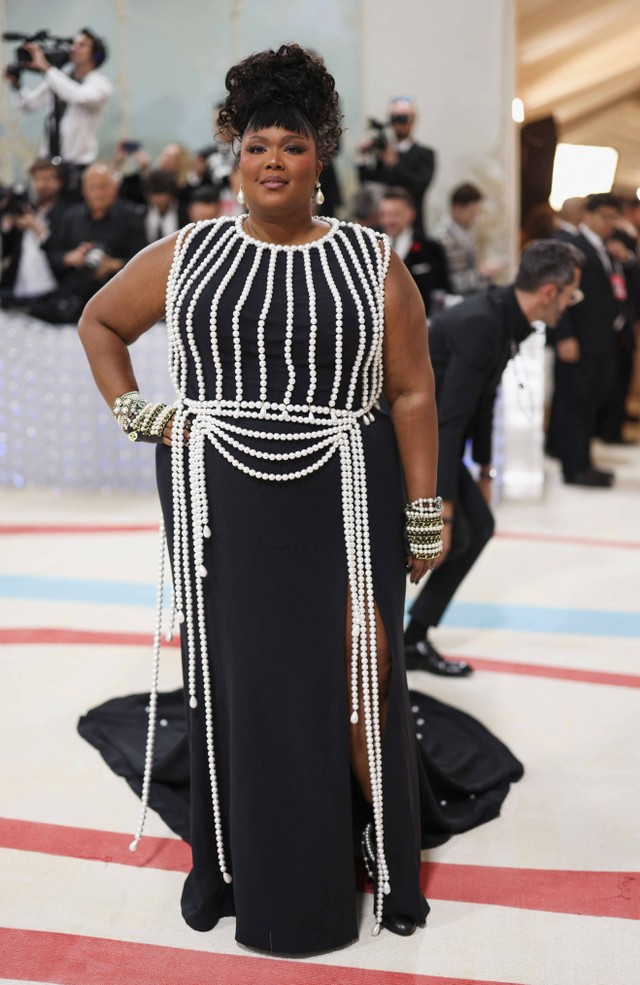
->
xmin=357 ymin=98 xmax=435 ymax=236
xmin=378 ymin=187 xmax=451 ymax=316
xmin=405 ymin=240 xmax=585 ymax=676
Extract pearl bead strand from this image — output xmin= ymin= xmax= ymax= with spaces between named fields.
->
xmin=129 ymin=521 xmax=168 ymax=852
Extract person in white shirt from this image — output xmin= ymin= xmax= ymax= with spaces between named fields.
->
xmin=0 ymin=158 xmax=66 ymax=304
xmin=143 ymin=170 xmax=187 ymax=243
xmin=5 ymin=29 xmax=112 ymax=168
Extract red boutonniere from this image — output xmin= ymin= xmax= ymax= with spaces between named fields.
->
xmin=410 ymin=241 xmax=421 ymax=253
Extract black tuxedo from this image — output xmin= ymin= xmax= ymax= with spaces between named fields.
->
xmin=400 ymin=235 xmax=451 ymax=315
xmin=358 ymin=142 xmax=435 ymax=235
xmin=409 ymin=286 xmax=533 ymax=631
xmin=549 ymin=230 xmax=619 ymax=475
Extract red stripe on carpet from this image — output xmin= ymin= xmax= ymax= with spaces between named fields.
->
xmin=422 ymin=862 xmax=639 ymax=920
xmin=0 ymin=818 xmax=191 ymax=872
xmin=496 ymin=530 xmax=640 ymax=551
xmin=2 ymin=819 xmax=638 ymax=919
xmin=0 ymin=927 xmax=523 ymax=985
xmin=3 ymin=627 xmax=638 ymax=689
xmin=462 ymin=656 xmax=640 ymax=689
xmin=0 ymin=524 xmax=158 ymax=535
xmin=0 ymin=627 xmax=179 ymax=648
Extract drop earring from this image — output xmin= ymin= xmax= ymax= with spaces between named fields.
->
xmin=236 ymin=185 xmax=245 ymax=206
xmin=314 ymin=181 xmax=325 ymax=206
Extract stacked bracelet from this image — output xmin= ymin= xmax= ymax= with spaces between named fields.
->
xmin=404 ymin=496 xmax=444 ymax=561
xmin=112 ymin=390 xmax=177 ymax=443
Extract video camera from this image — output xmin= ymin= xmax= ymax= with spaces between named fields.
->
xmin=367 ymin=118 xmax=389 ymax=152
xmin=3 ymin=30 xmax=73 ymax=82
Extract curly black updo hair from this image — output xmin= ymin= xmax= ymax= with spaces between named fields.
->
xmin=217 ymin=43 xmax=342 ymax=163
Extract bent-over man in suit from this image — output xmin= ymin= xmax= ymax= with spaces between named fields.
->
xmin=405 ymin=240 xmax=585 ymax=676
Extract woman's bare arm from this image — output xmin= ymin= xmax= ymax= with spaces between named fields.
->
xmin=77 ymin=232 xmax=181 ymax=408
xmin=382 ymin=250 xmax=439 ymax=583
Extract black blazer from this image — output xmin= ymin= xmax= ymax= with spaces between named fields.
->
xmin=553 ymin=230 xmax=621 ymax=355
xmin=428 ymin=285 xmax=532 ymax=501
xmin=401 ymin=235 xmax=451 ymax=315
xmin=44 ymin=199 xmax=147 ymax=282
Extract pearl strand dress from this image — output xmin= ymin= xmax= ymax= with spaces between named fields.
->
xmin=151 ymin=214 xmax=429 ymax=952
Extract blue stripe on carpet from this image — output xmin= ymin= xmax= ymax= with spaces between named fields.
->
xmin=2 ymin=574 xmax=639 ymax=637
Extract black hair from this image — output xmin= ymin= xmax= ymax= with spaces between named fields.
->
xmin=144 ymin=169 xmax=178 ymax=197
xmin=80 ymin=27 xmax=107 ymax=67
xmin=515 ymin=240 xmax=585 ymax=292
xmin=451 ymin=182 xmax=483 ymax=207
xmin=584 ymin=192 xmax=622 ymax=213
xmin=189 ymin=184 xmax=221 ymax=205
xmin=382 ymin=186 xmax=415 ymax=209
xmin=218 ymin=43 xmax=342 ymax=162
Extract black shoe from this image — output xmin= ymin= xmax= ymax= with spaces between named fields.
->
xmin=404 ymin=638 xmax=473 ymax=677
xmin=564 ymin=469 xmax=613 ymax=487
xmin=361 ymin=822 xmax=417 ymax=937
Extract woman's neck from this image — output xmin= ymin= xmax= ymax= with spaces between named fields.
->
xmin=244 ymin=209 xmax=330 ymax=246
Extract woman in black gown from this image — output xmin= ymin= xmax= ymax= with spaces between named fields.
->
xmin=79 ymin=44 xmax=522 ymax=956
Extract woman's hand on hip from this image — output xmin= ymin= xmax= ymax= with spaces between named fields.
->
xmin=162 ymin=413 xmax=191 ymax=447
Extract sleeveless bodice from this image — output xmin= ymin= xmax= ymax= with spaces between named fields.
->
xmin=166 ymin=215 xmax=390 ymax=416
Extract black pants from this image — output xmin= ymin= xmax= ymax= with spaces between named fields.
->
xmin=548 ymin=349 xmax=614 ymax=477
xmin=596 ymin=334 xmax=635 ymax=442
xmin=408 ymin=464 xmax=494 ymax=630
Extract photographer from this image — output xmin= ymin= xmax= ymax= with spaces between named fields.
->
xmin=25 ymin=163 xmax=145 ymax=324
xmin=357 ymin=97 xmax=435 ymax=236
xmin=0 ymin=158 xmax=65 ymax=305
xmin=4 ymin=29 xmax=112 ymax=173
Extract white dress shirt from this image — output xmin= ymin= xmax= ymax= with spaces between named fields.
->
xmin=391 ymin=227 xmax=413 ymax=260
xmin=145 ymin=204 xmax=181 ymax=243
xmin=12 ymin=67 xmax=113 ymax=165
xmin=13 ymin=207 xmax=58 ymax=298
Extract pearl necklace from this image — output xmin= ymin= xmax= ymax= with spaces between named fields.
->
xmin=133 ymin=216 xmax=393 ymax=933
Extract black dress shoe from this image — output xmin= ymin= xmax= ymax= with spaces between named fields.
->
xmin=564 ymin=469 xmax=613 ymax=488
xmin=404 ymin=639 xmax=473 ymax=677
xmin=382 ymin=914 xmax=417 ymax=936
xmin=361 ymin=823 xmax=419 ymax=937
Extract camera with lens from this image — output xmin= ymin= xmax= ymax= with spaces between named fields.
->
xmin=0 ymin=182 xmax=30 ymax=216
xmin=3 ymin=30 xmax=72 ymax=82
xmin=367 ymin=118 xmax=389 ymax=152
xmin=84 ymin=246 xmax=107 ymax=272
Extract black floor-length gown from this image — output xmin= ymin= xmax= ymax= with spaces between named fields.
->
xmin=79 ymin=216 xmax=523 ymax=955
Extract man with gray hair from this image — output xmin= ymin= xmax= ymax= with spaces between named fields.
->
xmin=26 ymin=163 xmax=146 ymax=323
xmin=404 ymin=239 xmax=585 ymax=676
